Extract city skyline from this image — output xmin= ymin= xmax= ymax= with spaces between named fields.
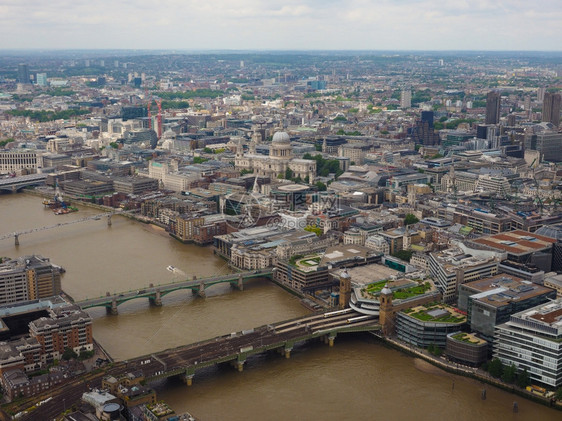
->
xmin=2 ymin=0 xmax=562 ymax=51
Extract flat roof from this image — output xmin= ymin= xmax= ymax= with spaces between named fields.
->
xmin=472 ymin=230 xmax=555 ymax=256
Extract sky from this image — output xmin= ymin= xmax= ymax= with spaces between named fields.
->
xmin=1 ymin=0 xmax=562 ymax=51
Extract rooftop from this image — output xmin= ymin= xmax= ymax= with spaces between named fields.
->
xmin=430 ymin=247 xmax=497 ymax=274
xmin=463 ymin=274 xmax=554 ymax=308
xmin=403 ymin=304 xmax=467 ymax=324
xmin=472 ymin=230 xmax=555 ymax=256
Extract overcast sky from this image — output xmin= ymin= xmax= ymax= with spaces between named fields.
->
xmin=2 ymin=0 xmax=561 ymax=51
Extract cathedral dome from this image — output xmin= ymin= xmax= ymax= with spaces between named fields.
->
xmin=272 ymin=131 xmax=291 ymax=144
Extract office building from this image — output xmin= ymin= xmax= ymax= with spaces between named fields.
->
xmin=458 ymin=274 xmax=556 ymax=341
xmin=542 ymin=92 xmax=561 ymax=127
xmin=17 ymin=64 xmax=30 ymax=84
xmin=494 ymin=299 xmax=562 ymax=387
xmin=396 ymin=304 xmax=467 ymax=348
xmin=0 ymin=150 xmax=38 ymax=174
xmin=35 ymin=73 xmax=47 ymax=87
xmin=485 ymin=91 xmax=501 ymax=125
xmin=428 ymin=247 xmax=499 ymax=303
xmin=471 ymin=230 xmax=555 ymax=273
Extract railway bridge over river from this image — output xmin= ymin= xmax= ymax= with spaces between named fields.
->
xmin=11 ymin=309 xmax=380 ymax=421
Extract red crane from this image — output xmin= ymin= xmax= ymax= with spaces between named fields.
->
xmin=144 ymin=88 xmax=152 ymax=130
xmin=156 ymin=99 xmax=162 ymax=139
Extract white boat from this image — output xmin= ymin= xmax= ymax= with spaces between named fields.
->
xmin=167 ymin=265 xmax=176 ymax=272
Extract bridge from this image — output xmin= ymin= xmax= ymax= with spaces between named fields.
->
xmin=0 ymin=173 xmax=46 ymax=193
xmin=13 ymin=309 xmax=380 ymax=420
xmin=0 ymin=210 xmax=132 ymax=246
xmin=75 ymin=269 xmax=274 ymax=314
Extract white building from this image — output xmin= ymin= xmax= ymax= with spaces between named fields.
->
xmin=0 ymin=150 xmax=38 ymax=174
xmin=494 ymin=299 xmax=562 ymax=387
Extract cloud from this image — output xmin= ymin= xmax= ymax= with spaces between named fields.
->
xmin=0 ymin=0 xmax=561 ymax=50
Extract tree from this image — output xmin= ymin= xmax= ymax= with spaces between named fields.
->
xmin=555 ymin=387 xmax=562 ymax=401
xmin=62 ymin=347 xmax=78 ymax=361
xmin=515 ymin=368 xmax=531 ymax=388
xmin=488 ymin=358 xmax=504 ymax=378
xmin=502 ymin=363 xmax=517 ymax=383
xmin=392 ymin=249 xmax=414 ymax=262
xmin=285 ymin=168 xmax=294 ymax=180
xmin=404 ymin=214 xmax=419 ymax=226
xmin=315 ymin=181 xmax=327 ymax=191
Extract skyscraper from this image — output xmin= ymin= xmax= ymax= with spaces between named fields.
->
xmin=485 ymin=91 xmax=501 ymax=125
xmin=36 ymin=73 xmax=47 ymax=87
xmin=17 ymin=64 xmax=30 ymax=84
xmin=401 ymin=89 xmax=411 ymax=109
xmin=542 ymin=92 xmax=561 ymax=127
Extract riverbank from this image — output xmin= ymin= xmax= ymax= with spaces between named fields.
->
xmin=381 ymin=334 xmax=562 ymax=411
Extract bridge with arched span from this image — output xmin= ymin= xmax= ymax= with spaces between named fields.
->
xmin=75 ymin=269 xmax=274 ymax=314
xmin=0 ymin=174 xmax=46 ymax=193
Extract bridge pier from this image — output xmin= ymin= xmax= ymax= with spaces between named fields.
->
xmin=149 ymin=290 xmax=162 ymax=307
xmin=230 ymin=274 xmax=244 ymax=291
xmin=14 ymin=234 xmax=19 ymax=246
xmin=197 ymin=282 xmax=206 ymax=298
xmin=284 ymin=345 xmax=293 ymax=359
xmin=106 ymin=299 xmax=118 ymax=315
xmin=181 ymin=374 xmax=194 ymax=386
xmin=328 ymin=334 xmax=337 ymax=347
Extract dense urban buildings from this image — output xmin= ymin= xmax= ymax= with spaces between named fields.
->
xmin=1 ymin=49 xmax=562 ymax=417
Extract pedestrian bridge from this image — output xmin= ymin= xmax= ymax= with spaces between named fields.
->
xmin=75 ymin=269 xmax=273 ymax=314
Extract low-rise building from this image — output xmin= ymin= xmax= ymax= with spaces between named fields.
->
xmin=445 ymin=332 xmax=488 ymax=366
xmin=396 ymin=303 xmax=467 ymax=348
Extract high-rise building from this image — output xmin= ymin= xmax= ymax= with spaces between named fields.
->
xmin=35 ymin=73 xmax=47 ymax=87
xmin=17 ymin=64 xmax=30 ymax=84
xmin=542 ymin=92 xmax=561 ymax=127
xmin=537 ymin=87 xmax=546 ymax=102
xmin=485 ymin=91 xmax=501 ymax=125
xmin=400 ymin=90 xmax=412 ymax=109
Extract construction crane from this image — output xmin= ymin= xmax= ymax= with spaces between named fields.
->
xmin=144 ymin=95 xmax=162 ymax=139
xmin=155 ymin=98 xmax=163 ymax=139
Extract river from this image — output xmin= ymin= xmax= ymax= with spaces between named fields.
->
xmin=0 ymin=193 xmax=560 ymax=420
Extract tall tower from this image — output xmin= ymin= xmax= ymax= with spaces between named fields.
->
xmin=17 ymin=64 xmax=30 ymax=84
xmin=378 ymin=285 xmax=394 ymax=335
xmin=400 ymin=89 xmax=412 ymax=109
xmin=339 ymin=270 xmax=352 ymax=309
xmin=485 ymin=91 xmax=501 ymax=124
xmin=542 ymin=92 xmax=561 ymax=127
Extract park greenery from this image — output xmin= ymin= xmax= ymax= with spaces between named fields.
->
xmin=0 ymin=138 xmax=15 ymax=148
xmin=193 ymin=156 xmax=209 ymax=164
xmin=304 ymin=225 xmax=323 ymax=236
xmin=302 ymin=153 xmax=344 ymax=178
xmin=156 ymin=89 xmax=224 ymax=100
xmin=392 ymin=249 xmax=414 ymax=262
xmin=6 ymin=109 xmax=89 ymax=122
xmin=404 ymin=213 xmax=419 ymax=225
